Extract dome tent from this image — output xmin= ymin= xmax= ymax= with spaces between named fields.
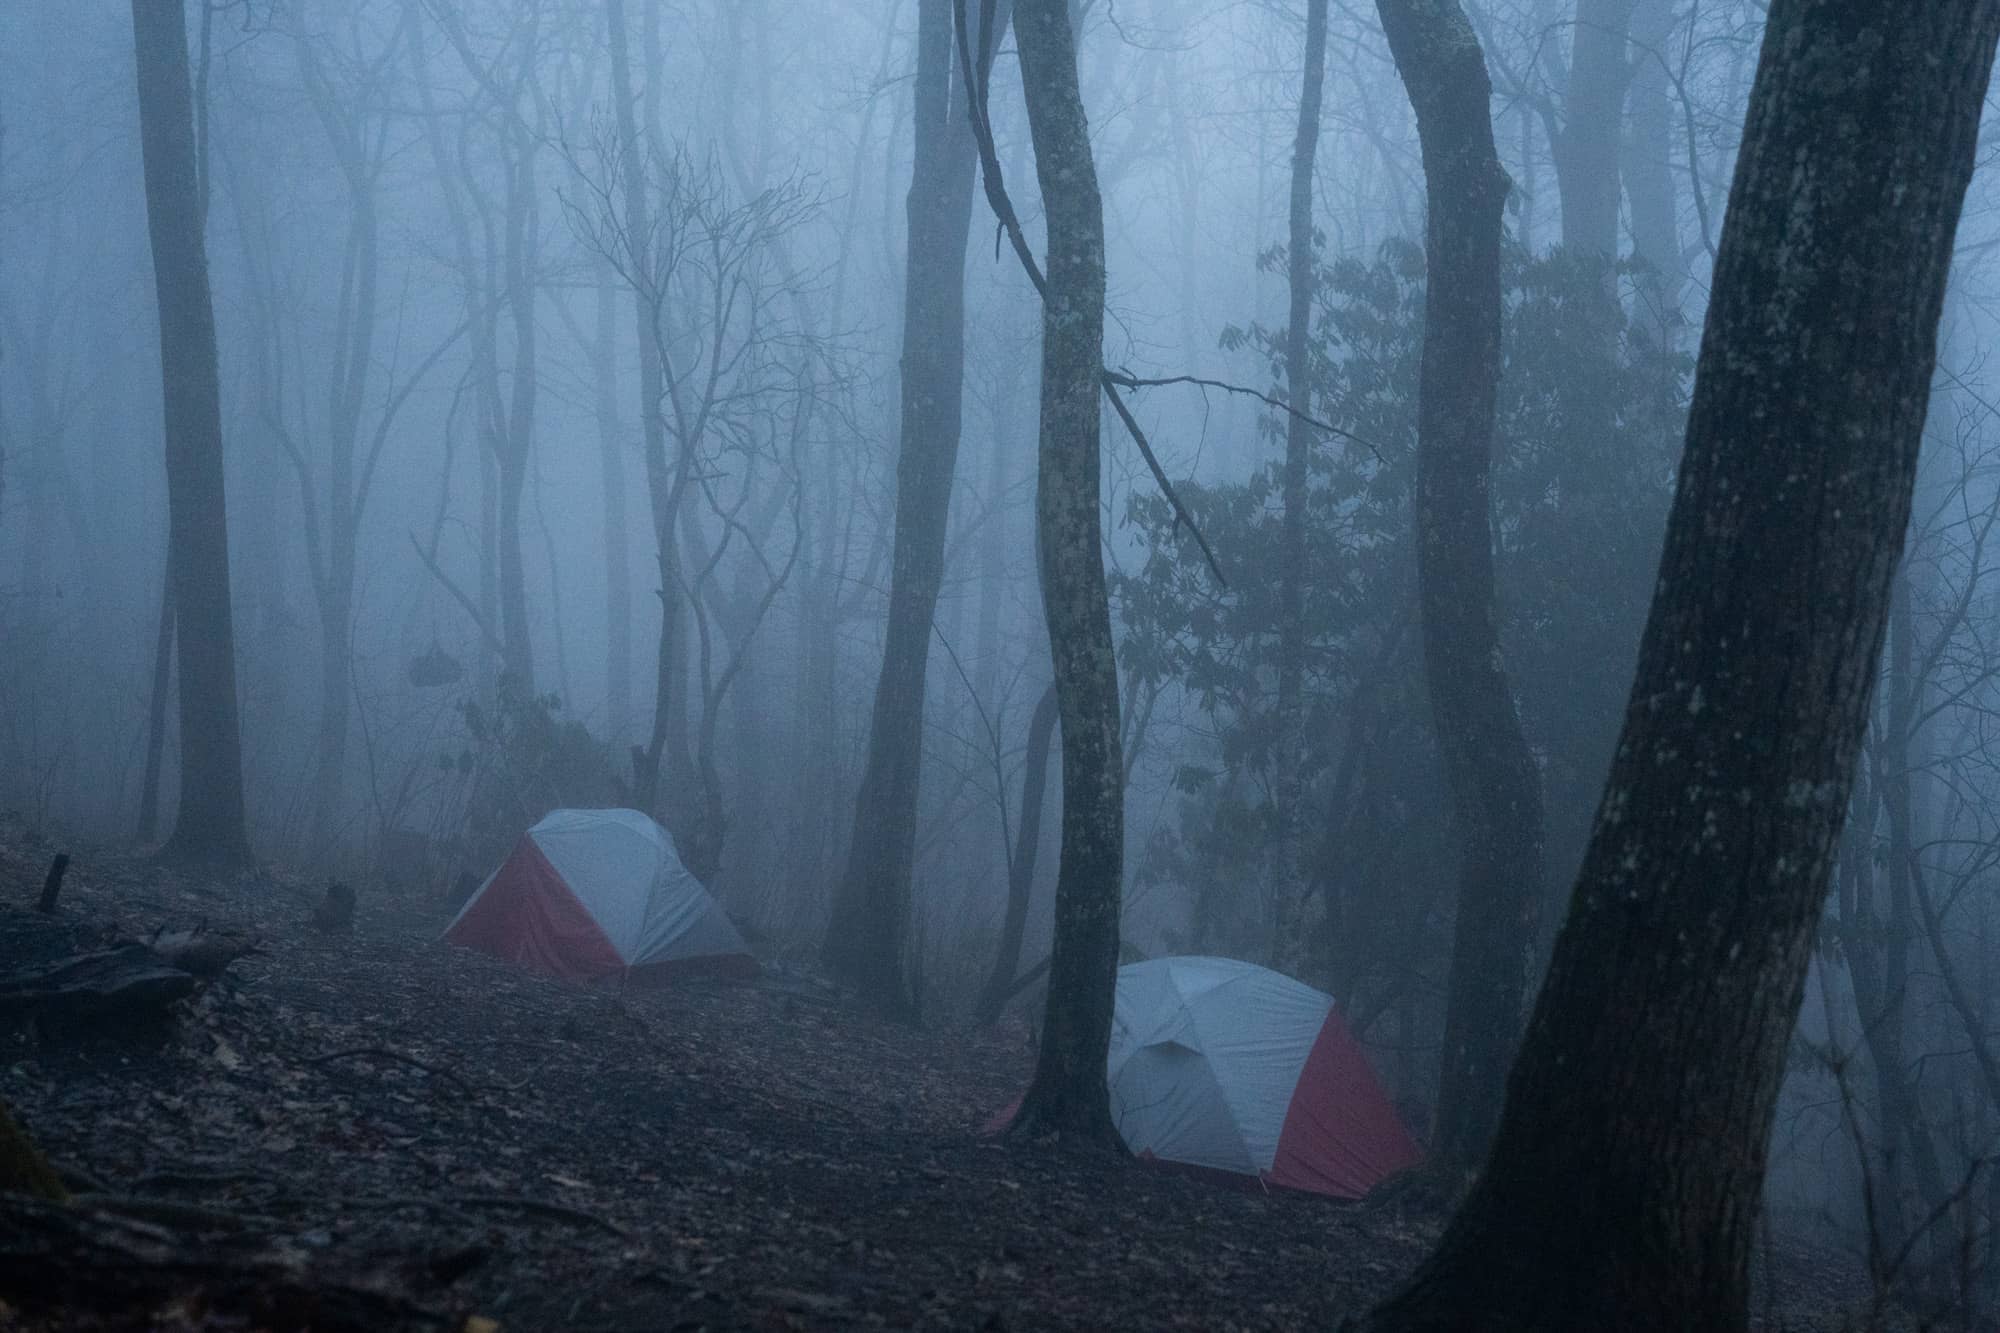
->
xmin=997 ymin=956 xmax=1420 ymax=1199
xmin=444 ymin=808 xmax=754 ymax=984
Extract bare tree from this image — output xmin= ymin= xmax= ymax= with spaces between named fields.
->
xmin=268 ymin=9 xmax=461 ymax=852
xmin=1359 ymin=3 xmax=2000 ymax=1326
xmin=130 ymin=0 xmax=251 ymax=867
xmin=569 ymin=47 xmax=824 ymax=883
xmin=1819 ymin=411 xmax=2000 ymax=1292
xmin=421 ymin=0 xmax=547 ymax=689
xmin=675 ymin=407 xmax=809 ymax=885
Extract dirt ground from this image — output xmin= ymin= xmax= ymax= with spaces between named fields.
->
xmin=0 ymin=817 xmax=1874 ymax=1330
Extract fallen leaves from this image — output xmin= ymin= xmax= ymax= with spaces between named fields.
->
xmin=0 ymin=817 xmax=1868 ymax=1329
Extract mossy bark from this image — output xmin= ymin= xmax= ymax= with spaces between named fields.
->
xmin=1007 ymin=0 xmax=1124 ymax=1148
xmin=1359 ymin=3 xmax=2000 ymax=1328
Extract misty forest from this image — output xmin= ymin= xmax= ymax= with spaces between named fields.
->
xmin=1 ymin=0 xmax=1998 ymax=1327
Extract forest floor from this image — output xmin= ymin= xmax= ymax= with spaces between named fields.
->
xmin=0 ymin=814 xmax=1879 ymax=1331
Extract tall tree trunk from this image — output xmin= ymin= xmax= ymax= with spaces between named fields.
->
xmin=218 ymin=138 xmax=288 ymax=785
xmin=1373 ymin=0 xmax=1544 ymax=1176
xmin=135 ymin=566 xmax=175 ymax=844
xmin=978 ymin=681 xmax=1059 ymax=1024
xmin=479 ymin=441 xmax=499 ymax=686
xmin=497 ymin=131 xmax=538 ymax=689
xmin=131 ymin=0 xmax=250 ymax=867
xmin=592 ymin=268 xmax=634 ymax=735
xmin=302 ymin=67 xmax=380 ymax=852
xmin=430 ymin=0 xmax=543 ymax=693
xmin=406 ymin=5 xmax=502 ymax=685
xmin=309 ymin=585 xmax=353 ymax=851
xmin=1553 ymin=0 xmax=1633 ymax=260
xmin=820 ymin=0 xmax=1008 ymax=1012
xmin=1358 ymin=4 xmax=1999 ymax=1327
xmin=1274 ymin=0 xmax=1330 ymax=977
xmin=0 ymin=110 xmax=7 ymax=540
xmin=607 ymin=0 xmax=689 ymax=820
xmin=1622 ymin=0 xmax=1683 ymax=340
xmin=643 ymin=1 xmax=699 ymax=816
xmin=974 ymin=312 xmax=1029 ymax=709
xmin=495 ymin=445 xmax=532 ymax=687
xmin=1007 ymin=0 xmax=1123 ymax=1147
xmin=790 ymin=494 xmax=844 ymax=891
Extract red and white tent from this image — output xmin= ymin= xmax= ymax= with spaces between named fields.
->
xmin=444 ymin=808 xmax=755 ymax=985
xmin=999 ymin=956 xmax=1420 ymax=1198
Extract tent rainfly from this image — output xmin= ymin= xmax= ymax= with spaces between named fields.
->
xmin=444 ymin=808 xmax=754 ymax=984
xmin=996 ymin=955 xmax=1421 ymax=1199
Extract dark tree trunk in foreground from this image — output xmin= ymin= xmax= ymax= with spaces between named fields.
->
xmin=821 ymin=0 xmax=1008 ymax=1012
xmin=1359 ymin=4 xmax=2000 ymax=1328
xmin=978 ymin=682 xmax=1059 ymax=1025
xmin=131 ymin=0 xmax=250 ymax=867
xmin=1008 ymin=0 xmax=1123 ymax=1147
xmin=1373 ymin=0 xmax=1543 ymax=1176
xmin=1273 ymin=0 xmax=1329 ymax=977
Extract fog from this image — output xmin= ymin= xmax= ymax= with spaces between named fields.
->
xmin=10 ymin=1 xmax=2000 ymax=1318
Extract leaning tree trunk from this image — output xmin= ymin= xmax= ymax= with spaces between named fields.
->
xmin=1007 ymin=0 xmax=1124 ymax=1147
xmin=131 ymin=0 xmax=251 ymax=867
xmin=1373 ymin=0 xmax=1544 ymax=1176
xmin=820 ymin=0 xmax=1008 ymax=1013
xmin=1358 ymin=3 xmax=2000 ymax=1329
xmin=1273 ymin=0 xmax=1330 ymax=978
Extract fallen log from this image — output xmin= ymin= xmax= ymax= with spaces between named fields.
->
xmin=0 ymin=944 xmax=196 ymax=1020
xmin=0 ymin=1193 xmax=441 ymax=1330
xmin=148 ymin=926 xmax=261 ymax=979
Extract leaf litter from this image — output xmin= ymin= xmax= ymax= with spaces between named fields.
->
xmin=0 ymin=815 xmax=1870 ymax=1329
